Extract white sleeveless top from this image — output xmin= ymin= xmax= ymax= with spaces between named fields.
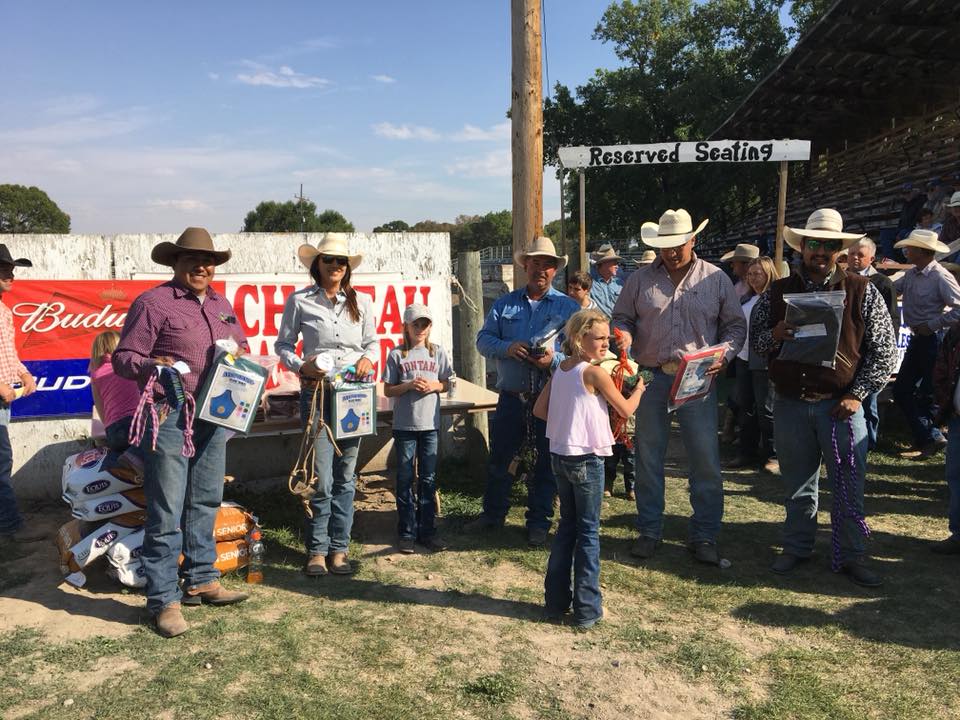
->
xmin=545 ymin=362 xmax=615 ymax=457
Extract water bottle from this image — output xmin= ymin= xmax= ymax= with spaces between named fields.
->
xmin=448 ymin=373 xmax=458 ymax=399
xmin=246 ymin=525 xmax=264 ymax=584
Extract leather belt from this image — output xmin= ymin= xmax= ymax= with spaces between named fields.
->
xmin=798 ymin=390 xmax=833 ymax=403
xmin=644 ymin=361 xmax=680 ymax=376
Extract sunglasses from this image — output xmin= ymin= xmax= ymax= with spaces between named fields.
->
xmin=321 ymin=256 xmax=349 ymax=266
xmin=804 ymin=239 xmax=843 ymax=252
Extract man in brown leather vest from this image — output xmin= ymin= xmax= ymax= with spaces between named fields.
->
xmin=751 ymin=209 xmax=897 ymax=587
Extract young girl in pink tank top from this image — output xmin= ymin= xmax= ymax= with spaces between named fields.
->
xmin=533 ymin=309 xmax=645 ymax=628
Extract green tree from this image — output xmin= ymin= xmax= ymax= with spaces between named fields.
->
xmin=542 ymin=0 xmax=824 ymax=241
xmin=242 ymin=200 xmax=354 ymax=232
xmin=372 ymin=219 xmax=410 ymax=233
xmin=0 ymin=184 xmax=70 ymax=233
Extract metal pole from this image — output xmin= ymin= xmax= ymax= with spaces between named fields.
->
xmin=775 ymin=160 xmax=788 ymax=266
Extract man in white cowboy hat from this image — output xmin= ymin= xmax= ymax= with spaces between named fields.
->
xmin=473 ymin=236 xmax=580 ymax=546
xmin=588 ymin=243 xmax=624 ymax=318
xmin=636 ymin=250 xmax=656 ymax=266
xmin=721 ymin=243 xmax=760 ymax=299
xmin=752 ymin=209 xmax=896 ymax=587
xmin=0 ymin=245 xmax=40 ymax=545
xmin=891 ymin=228 xmax=960 ymax=457
xmin=114 ymin=227 xmax=251 ymax=637
xmin=612 ymin=209 xmax=746 ymax=565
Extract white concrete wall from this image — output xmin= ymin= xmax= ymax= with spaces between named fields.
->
xmin=4 ymin=232 xmax=451 ymax=500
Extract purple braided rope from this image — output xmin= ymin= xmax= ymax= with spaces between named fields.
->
xmin=830 ymin=417 xmax=871 ymax=572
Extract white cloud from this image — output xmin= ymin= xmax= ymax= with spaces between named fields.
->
xmin=372 ymin=122 xmax=440 ymax=141
xmin=370 ymin=74 xmax=396 ymax=84
xmin=236 ymin=62 xmax=329 ymax=89
xmin=148 ymin=199 xmax=210 ymax=212
xmin=451 ymin=121 xmax=511 ymax=142
xmin=445 ymin=149 xmax=511 ymax=178
xmin=0 ymin=107 xmax=152 ymax=146
xmin=42 ymin=94 xmax=101 ymax=118
xmin=208 ymin=72 xmax=220 ymax=81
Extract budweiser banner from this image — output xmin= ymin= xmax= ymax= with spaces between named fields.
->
xmin=7 ymin=275 xmax=437 ymax=419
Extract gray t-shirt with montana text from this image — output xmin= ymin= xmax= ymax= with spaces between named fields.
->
xmin=384 ymin=345 xmax=454 ymax=431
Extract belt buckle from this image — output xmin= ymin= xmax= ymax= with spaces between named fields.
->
xmin=661 ymin=360 xmax=680 ymax=376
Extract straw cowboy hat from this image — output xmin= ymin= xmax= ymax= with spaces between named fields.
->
xmin=946 ymin=191 xmax=960 ymax=208
xmin=783 ymin=209 xmax=864 ymax=252
xmin=151 ymin=227 xmax=231 ymax=267
xmin=636 ymin=250 xmax=656 ymax=265
xmin=895 ymin=228 xmax=951 ymax=255
xmin=590 ymin=244 xmax=623 ymax=265
xmin=298 ymin=232 xmax=363 ymax=270
xmin=640 ymin=209 xmax=709 ymax=249
xmin=721 ymin=243 xmax=760 ymax=263
xmin=514 ymin=236 xmax=567 ymax=271
xmin=0 ymin=244 xmax=32 ymax=268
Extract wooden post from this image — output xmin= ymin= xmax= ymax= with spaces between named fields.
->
xmin=559 ymin=170 xmax=567 ymax=284
xmin=578 ymin=170 xmax=587 ymax=273
xmin=456 ymin=251 xmax=489 ymax=463
xmin=775 ymin=160 xmax=789 ymax=266
xmin=511 ymin=0 xmax=543 ymax=290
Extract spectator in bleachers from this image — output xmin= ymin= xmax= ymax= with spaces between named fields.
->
xmin=917 ymin=207 xmax=942 ymax=234
xmin=588 ymin=245 xmax=624 ymax=318
xmin=847 ymin=237 xmax=899 ymax=451
xmin=928 ymin=180 xmax=951 ymax=225
xmin=893 ymin=229 xmax=960 ymax=457
xmin=938 ymin=192 xmax=960 ymax=261
xmin=897 ymin=182 xmax=927 ymax=239
xmin=566 ymin=271 xmax=597 ymax=310
xmin=721 ymin=244 xmax=760 ymax=299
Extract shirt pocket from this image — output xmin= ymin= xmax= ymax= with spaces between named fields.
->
xmin=162 ymin=316 xmax=201 ymax=342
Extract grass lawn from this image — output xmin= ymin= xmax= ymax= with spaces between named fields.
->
xmin=2 ymin=416 xmax=959 ymax=719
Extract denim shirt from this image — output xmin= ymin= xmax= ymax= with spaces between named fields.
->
xmin=588 ymin=267 xmax=624 ymax=318
xmin=476 ymin=287 xmax=580 ymax=393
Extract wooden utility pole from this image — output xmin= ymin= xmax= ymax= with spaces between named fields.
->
xmin=455 ymin=251 xmax=489 ymax=462
xmin=775 ymin=161 xmax=788 ymax=266
xmin=578 ymin=170 xmax=586 ymax=273
xmin=511 ymin=0 xmax=543 ymax=290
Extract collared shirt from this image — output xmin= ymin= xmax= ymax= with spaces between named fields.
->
xmin=476 ymin=286 xmax=580 ymax=393
xmin=611 ymin=254 xmax=746 ymax=367
xmin=113 ymin=281 xmax=249 ymax=395
xmin=894 ymin=260 xmax=960 ymax=330
xmin=588 ymin=267 xmax=623 ymax=318
xmin=751 ymin=266 xmax=897 ymax=399
xmin=0 ymin=299 xmax=28 ymax=386
xmin=275 ymin=285 xmax=378 ymax=373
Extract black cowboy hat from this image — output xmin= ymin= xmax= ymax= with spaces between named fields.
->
xmin=0 ymin=244 xmax=33 ymax=268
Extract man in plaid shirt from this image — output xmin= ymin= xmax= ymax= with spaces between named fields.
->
xmin=0 ymin=245 xmax=39 ymax=544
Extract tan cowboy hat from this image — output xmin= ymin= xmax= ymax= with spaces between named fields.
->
xmin=721 ymin=243 xmax=760 ymax=263
xmin=590 ymin=243 xmax=623 ymax=265
xmin=776 ymin=260 xmax=790 ymax=278
xmin=783 ymin=209 xmax=864 ymax=252
xmin=946 ymin=191 xmax=960 ymax=208
xmin=151 ymin=227 xmax=231 ymax=267
xmin=640 ymin=209 xmax=709 ymax=249
xmin=298 ymin=232 xmax=363 ymax=270
xmin=895 ymin=228 xmax=951 ymax=255
xmin=514 ymin=236 xmax=567 ymax=271
xmin=636 ymin=250 xmax=656 ymax=265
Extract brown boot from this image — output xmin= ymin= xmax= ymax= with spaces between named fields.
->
xmin=328 ymin=552 xmax=354 ymax=575
xmin=182 ymin=580 xmax=249 ymax=606
xmin=304 ymin=554 xmax=328 ymax=576
xmin=153 ymin=603 xmax=189 ymax=638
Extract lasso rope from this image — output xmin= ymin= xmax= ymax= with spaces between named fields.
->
xmin=830 ymin=417 xmax=870 ymax=572
xmin=288 ymin=381 xmax=341 ymax=518
xmin=128 ymin=368 xmax=196 ymax=457
xmin=609 ymin=328 xmax=635 ymax=450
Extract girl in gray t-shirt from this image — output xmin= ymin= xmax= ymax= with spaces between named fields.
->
xmin=383 ymin=304 xmax=453 ymax=553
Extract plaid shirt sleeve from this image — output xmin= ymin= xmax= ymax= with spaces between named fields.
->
xmin=112 ymin=294 xmax=160 ymax=383
xmin=0 ymin=303 xmax=28 ymax=385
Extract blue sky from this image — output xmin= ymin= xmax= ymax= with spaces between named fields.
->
xmin=0 ymin=2 xmax=622 ymax=234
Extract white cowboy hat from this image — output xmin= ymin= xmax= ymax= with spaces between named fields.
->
xmin=946 ymin=191 xmax=960 ymax=208
xmin=720 ymin=243 xmax=760 ymax=263
xmin=297 ymin=232 xmax=363 ymax=270
xmin=895 ymin=228 xmax=951 ymax=255
xmin=514 ymin=236 xmax=567 ymax=271
xmin=783 ymin=209 xmax=865 ymax=252
xmin=636 ymin=250 xmax=656 ymax=265
xmin=590 ymin=244 xmax=623 ymax=265
xmin=640 ymin=209 xmax=709 ymax=249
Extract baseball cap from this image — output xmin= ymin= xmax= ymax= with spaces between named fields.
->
xmin=403 ymin=303 xmax=432 ymax=323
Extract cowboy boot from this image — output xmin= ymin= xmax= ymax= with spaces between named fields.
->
xmin=182 ymin=580 xmax=249 ymax=606
xmin=328 ymin=552 xmax=354 ymax=575
xmin=153 ymin=603 xmax=189 ymax=638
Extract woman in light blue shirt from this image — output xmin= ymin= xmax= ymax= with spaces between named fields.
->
xmin=276 ymin=234 xmax=378 ymax=577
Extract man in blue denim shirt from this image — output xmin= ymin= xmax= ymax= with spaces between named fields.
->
xmin=471 ymin=237 xmax=580 ymax=546
xmin=588 ymin=244 xmax=624 ymax=319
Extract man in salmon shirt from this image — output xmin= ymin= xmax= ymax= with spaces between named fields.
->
xmin=114 ymin=228 xmax=250 ymax=637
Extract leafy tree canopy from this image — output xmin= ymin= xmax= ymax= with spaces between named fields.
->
xmin=372 ymin=219 xmax=410 ymax=233
xmin=242 ymin=200 xmax=354 ymax=233
xmin=0 ymin=184 xmax=70 ymax=233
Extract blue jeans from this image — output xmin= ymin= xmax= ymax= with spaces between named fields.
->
xmin=773 ymin=396 xmax=868 ymax=562
xmin=482 ymin=392 xmax=555 ymax=531
xmin=0 ymin=406 xmax=22 ymax=535
xmin=862 ymin=391 xmax=880 ymax=451
xmin=545 ymin=453 xmax=604 ymax=626
xmin=944 ymin=415 xmax=960 ymax=537
xmin=634 ymin=370 xmax=724 ymax=543
xmin=393 ymin=429 xmax=438 ymax=540
xmin=604 ymin=442 xmax=634 ymax=494
xmin=140 ymin=406 xmax=227 ymax=613
xmin=893 ymin=333 xmax=944 ymax=447
xmin=105 ymin=416 xmax=133 ymax=453
xmin=300 ymin=389 xmax=361 ymax=556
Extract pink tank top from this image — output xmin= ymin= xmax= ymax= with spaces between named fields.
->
xmin=545 ymin=362 xmax=615 ymax=457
